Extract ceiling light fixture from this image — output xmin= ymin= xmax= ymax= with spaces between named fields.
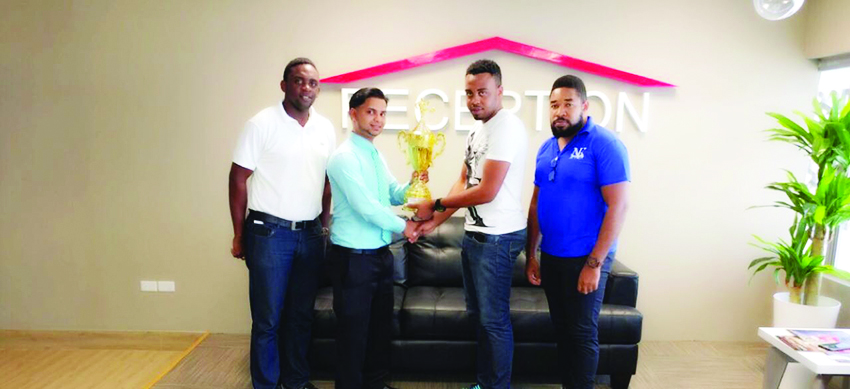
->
xmin=753 ymin=0 xmax=805 ymax=21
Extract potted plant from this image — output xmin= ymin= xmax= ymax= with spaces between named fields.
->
xmin=750 ymin=92 xmax=850 ymax=326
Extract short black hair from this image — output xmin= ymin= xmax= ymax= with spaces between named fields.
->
xmin=551 ymin=75 xmax=587 ymax=102
xmin=349 ymin=87 xmax=389 ymax=110
xmin=283 ymin=57 xmax=317 ymax=81
xmin=466 ymin=59 xmax=502 ymax=86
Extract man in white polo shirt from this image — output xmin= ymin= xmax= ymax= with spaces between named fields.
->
xmin=229 ymin=58 xmax=335 ymax=389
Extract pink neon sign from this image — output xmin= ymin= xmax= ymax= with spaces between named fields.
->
xmin=321 ymin=37 xmax=675 ymax=88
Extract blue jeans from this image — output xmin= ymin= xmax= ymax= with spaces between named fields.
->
xmin=540 ymin=252 xmax=613 ymax=389
xmin=243 ymin=212 xmax=325 ymax=389
xmin=461 ymin=228 xmax=526 ymax=389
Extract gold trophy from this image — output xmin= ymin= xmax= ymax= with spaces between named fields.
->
xmin=399 ymin=100 xmax=446 ymax=211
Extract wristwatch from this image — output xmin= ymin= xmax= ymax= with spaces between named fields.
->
xmin=434 ymin=198 xmax=447 ymax=212
xmin=586 ymin=256 xmax=602 ymax=269
xmin=321 ymin=227 xmax=330 ymax=237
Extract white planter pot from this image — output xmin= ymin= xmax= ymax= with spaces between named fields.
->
xmin=773 ymin=292 xmax=841 ymax=328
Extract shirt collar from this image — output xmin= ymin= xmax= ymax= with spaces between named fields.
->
xmin=278 ymin=101 xmax=316 ymax=127
xmin=349 ymin=132 xmax=377 ymax=153
xmin=578 ymin=116 xmax=595 ymax=135
xmin=482 ymin=108 xmax=507 ymax=129
xmin=550 ymin=116 xmax=595 ymax=144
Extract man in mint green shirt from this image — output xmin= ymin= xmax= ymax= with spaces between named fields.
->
xmin=326 ymin=88 xmax=420 ymax=389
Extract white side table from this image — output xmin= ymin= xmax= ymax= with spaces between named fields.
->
xmin=759 ymin=327 xmax=850 ymax=389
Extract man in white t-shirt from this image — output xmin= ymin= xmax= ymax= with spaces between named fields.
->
xmin=408 ymin=59 xmax=528 ymax=389
xmin=229 ymin=58 xmax=336 ymax=389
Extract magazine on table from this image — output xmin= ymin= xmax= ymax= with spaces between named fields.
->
xmin=776 ymin=329 xmax=850 ymax=362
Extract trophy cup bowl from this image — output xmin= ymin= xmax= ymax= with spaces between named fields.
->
xmin=398 ymin=125 xmax=445 ymax=211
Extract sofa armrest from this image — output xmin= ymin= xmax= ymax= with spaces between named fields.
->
xmin=604 ymin=259 xmax=639 ymax=308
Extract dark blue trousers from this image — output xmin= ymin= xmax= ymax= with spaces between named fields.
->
xmin=330 ymin=245 xmax=394 ymax=389
xmin=540 ymin=252 xmax=613 ymax=389
xmin=243 ymin=212 xmax=325 ymax=389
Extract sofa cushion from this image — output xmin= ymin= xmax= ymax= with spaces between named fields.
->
xmin=401 ymin=286 xmax=557 ymax=342
xmin=512 ymin=288 xmax=642 ymax=343
xmin=407 ymin=219 xmax=465 ymax=287
xmin=312 ymin=285 xmax=406 ymax=338
xmin=598 ymin=304 xmax=643 ymax=344
xmin=407 ymin=217 xmax=532 ymax=287
xmin=509 ymin=287 xmax=557 ymax=342
xmin=400 ymin=286 xmax=641 ymax=344
xmin=399 ymin=286 xmax=474 ymax=339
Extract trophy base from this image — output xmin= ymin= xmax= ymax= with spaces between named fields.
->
xmin=402 ymin=180 xmax=432 ymax=212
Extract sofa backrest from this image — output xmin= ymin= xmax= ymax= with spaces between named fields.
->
xmin=406 ymin=217 xmax=531 ymax=287
xmin=322 ymin=215 xmax=638 ymax=307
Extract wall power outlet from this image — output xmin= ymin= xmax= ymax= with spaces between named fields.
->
xmin=140 ymin=280 xmax=158 ymax=292
xmin=157 ymin=281 xmax=176 ymax=292
xmin=140 ymin=280 xmax=176 ymax=292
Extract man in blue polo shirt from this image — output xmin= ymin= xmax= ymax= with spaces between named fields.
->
xmin=326 ymin=87 xmax=421 ymax=389
xmin=525 ymin=75 xmax=630 ymax=389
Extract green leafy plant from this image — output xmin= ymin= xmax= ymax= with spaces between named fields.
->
xmin=750 ymin=217 xmax=850 ymax=304
xmin=751 ymin=92 xmax=850 ymax=305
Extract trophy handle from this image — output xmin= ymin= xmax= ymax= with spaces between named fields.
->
xmin=397 ymin=131 xmax=409 ymax=165
xmin=433 ymin=132 xmax=446 ymax=158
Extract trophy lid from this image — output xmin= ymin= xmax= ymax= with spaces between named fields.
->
xmin=411 ymin=100 xmax=436 ymax=137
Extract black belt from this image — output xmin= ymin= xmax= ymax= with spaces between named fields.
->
xmin=247 ymin=210 xmax=318 ymax=231
xmin=332 ymin=244 xmax=390 ymax=255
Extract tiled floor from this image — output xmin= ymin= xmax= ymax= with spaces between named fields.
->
xmin=154 ymin=334 xmax=774 ymax=389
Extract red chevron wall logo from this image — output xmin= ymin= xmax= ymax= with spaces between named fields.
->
xmin=322 ymin=36 xmax=675 ymax=88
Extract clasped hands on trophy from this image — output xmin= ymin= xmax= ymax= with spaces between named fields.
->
xmin=403 ymin=195 xmax=440 ymax=243
xmin=401 ymin=172 xmax=433 ymax=244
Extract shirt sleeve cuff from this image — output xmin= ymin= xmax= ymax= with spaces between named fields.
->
xmin=398 ymin=182 xmax=411 ymax=202
xmin=485 ymin=155 xmax=512 ymax=163
xmin=232 ymin=159 xmax=256 ymax=171
xmin=391 ymin=216 xmax=406 ymax=234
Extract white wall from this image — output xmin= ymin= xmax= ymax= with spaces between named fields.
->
xmin=804 ymin=0 xmax=850 ymax=59
xmin=0 ymin=0 xmax=819 ymax=341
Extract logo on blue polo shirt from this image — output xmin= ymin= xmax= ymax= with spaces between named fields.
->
xmin=569 ymin=147 xmax=587 ymax=160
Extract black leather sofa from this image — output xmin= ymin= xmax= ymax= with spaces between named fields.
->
xmin=308 ymin=217 xmax=642 ymax=388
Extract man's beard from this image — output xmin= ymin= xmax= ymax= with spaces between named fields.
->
xmin=551 ymin=117 xmax=584 ymax=138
